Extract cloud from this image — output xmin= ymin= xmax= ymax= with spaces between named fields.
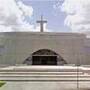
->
xmin=0 ymin=0 xmax=35 ymax=32
xmin=17 ymin=1 xmax=33 ymax=17
xmin=60 ymin=0 xmax=90 ymax=35
xmin=0 ymin=0 xmax=50 ymax=32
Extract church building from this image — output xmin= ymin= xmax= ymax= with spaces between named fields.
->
xmin=0 ymin=17 xmax=90 ymax=66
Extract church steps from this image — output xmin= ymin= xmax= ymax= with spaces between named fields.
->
xmin=0 ymin=74 xmax=90 ymax=78
xmin=0 ymin=69 xmax=86 ymax=72
xmin=0 ymin=66 xmax=90 ymax=81
xmin=0 ymin=66 xmax=89 ymax=73
xmin=0 ymin=74 xmax=86 ymax=77
xmin=0 ymin=72 xmax=83 ymax=75
xmin=0 ymin=77 xmax=90 ymax=81
xmin=0 ymin=66 xmax=81 ymax=70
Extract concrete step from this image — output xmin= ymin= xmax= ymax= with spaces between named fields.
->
xmin=0 ymin=77 xmax=90 ymax=81
xmin=0 ymin=71 xmax=84 ymax=75
xmin=0 ymin=66 xmax=82 ymax=72
xmin=0 ymin=66 xmax=90 ymax=81
xmin=0 ymin=74 xmax=90 ymax=77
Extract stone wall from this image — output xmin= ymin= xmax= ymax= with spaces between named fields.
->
xmin=0 ymin=32 xmax=86 ymax=65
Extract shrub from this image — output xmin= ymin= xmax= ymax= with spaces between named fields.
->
xmin=0 ymin=81 xmax=5 ymax=87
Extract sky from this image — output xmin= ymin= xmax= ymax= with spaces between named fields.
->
xmin=22 ymin=0 xmax=69 ymax=32
xmin=0 ymin=0 xmax=90 ymax=36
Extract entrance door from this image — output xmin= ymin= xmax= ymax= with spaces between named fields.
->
xmin=32 ymin=55 xmax=57 ymax=65
xmin=23 ymin=49 xmax=67 ymax=65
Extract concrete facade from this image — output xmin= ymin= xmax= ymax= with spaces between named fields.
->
xmin=84 ymin=38 xmax=90 ymax=64
xmin=0 ymin=32 xmax=89 ymax=65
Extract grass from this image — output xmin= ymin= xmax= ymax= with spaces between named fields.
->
xmin=0 ymin=81 xmax=5 ymax=87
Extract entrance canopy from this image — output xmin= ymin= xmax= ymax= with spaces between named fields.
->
xmin=23 ymin=49 xmax=67 ymax=65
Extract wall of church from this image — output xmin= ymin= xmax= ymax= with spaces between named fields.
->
xmin=0 ymin=32 xmax=86 ymax=65
xmin=84 ymin=38 xmax=90 ymax=65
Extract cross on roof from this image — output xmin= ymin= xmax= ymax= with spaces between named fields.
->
xmin=36 ymin=15 xmax=47 ymax=32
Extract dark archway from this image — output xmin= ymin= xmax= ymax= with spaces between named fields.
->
xmin=23 ymin=49 xmax=67 ymax=65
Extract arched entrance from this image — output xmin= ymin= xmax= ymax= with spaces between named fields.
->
xmin=23 ymin=49 xmax=67 ymax=65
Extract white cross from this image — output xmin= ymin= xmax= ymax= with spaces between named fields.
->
xmin=37 ymin=15 xmax=47 ymax=32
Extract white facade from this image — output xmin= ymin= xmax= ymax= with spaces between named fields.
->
xmin=0 ymin=32 xmax=89 ymax=65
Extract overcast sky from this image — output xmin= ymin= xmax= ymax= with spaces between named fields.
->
xmin=0 ymin=0 xmax=90 ymax=36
